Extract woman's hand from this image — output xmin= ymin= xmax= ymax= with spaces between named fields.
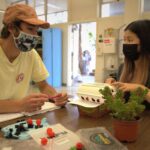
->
xmin=112 ymin=82 xmax=146 ymax=92
xmin=20 ymin=93 xmax=48 ymax=112
xmin=105 ymin=77 xmax=116 ymax=85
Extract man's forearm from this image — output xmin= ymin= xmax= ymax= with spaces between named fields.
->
xmin=0 ymin=100 xmax=22 ymax=113
xmin=37 ymin=80 xmax=57 ymax=96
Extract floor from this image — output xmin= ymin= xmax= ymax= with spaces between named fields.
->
xmin=56 ymin=86 xmax=78 ymax=97
xmin=72 ymin=75 xmax=95 ymax=86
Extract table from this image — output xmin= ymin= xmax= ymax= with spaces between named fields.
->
xmin=0 ymin=104 xmax=150 ymax=150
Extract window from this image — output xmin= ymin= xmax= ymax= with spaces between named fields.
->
xmin=35 ymin=5 xmax=45 ymax=16
xmin=47 ymin=0 xmax=68 ymax=24
xmin=10 ymin=0 xmax=26 ymax=5
xmin=38 ymin=15 xmax=45 ymax=21
xmin=10 ymin=0 xmax=68 ymax=24
xmin=47 ymin=11 xmax=67 ymax=24
xmin=100 ymin=0 xmax=125 ymax=17
xmin=143 ymin=0 xmax=150 ymax=12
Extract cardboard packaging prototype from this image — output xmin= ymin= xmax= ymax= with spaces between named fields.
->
xmin=76 ymin=83 xmax=115 ymax=118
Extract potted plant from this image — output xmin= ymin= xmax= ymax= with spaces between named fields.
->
xmin=99 ymin=86 xmax=148 ymax=142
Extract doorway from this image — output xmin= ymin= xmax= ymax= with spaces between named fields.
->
xmin=69 ymin=22 xmax=96 ymax=86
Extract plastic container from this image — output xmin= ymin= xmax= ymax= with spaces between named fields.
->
xmin=76 ymin=127 xmax=128 ymax=150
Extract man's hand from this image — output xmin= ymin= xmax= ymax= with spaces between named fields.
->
xmin=20 ymin=93 xmax=48 ymax=112
xmin=49 ymin=93 xmax=68 ymax=106
xmin=37 ymin=80 xmax=68 ymax=106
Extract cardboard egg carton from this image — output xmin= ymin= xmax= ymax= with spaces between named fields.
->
xmin=77 ymin=83 xmax=115 ymax=104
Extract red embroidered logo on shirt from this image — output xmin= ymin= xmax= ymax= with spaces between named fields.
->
xmin=16 ymin=73 xmax=24 ymax=83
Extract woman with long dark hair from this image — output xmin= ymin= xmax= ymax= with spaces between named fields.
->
xmin=105 ymin=19 xmax=150 ymax=108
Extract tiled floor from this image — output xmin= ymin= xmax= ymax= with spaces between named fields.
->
xmin=72 ymin=75 xmax=95 ymax=86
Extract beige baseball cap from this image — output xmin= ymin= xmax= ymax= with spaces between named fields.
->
xmin=3 ymin=4 xmax=50 ymax=29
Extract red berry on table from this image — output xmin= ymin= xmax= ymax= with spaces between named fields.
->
xmin=47 ymin=128 xmax=55 ymax=138
xmin=48 ymin=131 xmax=55 ymax=138
xmin=36 ymin=119 xmax=41 ymax=126
xmin=27 ymin=118 xmax=32 ymax=125
xmin=41 ymin=137 xmax=48 ymax=145
xmin=76 ymin=142 xmax=84 ymax=150
xmin=47 ymin=128 xmax=52 ymax=134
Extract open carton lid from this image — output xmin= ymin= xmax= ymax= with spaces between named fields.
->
xmin=68 ymin=83 xmax=116 ymax=108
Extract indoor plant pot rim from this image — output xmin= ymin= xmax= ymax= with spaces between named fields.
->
xmin=112 ymin=117 xmax=141 ymax=123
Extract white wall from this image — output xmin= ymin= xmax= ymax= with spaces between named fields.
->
xmin=68 ymin=0 xmax=98 ymax=22
xmin=0 ymin=0 xmax=8 ymax=29
xmin=0 ymin=0 xmax=8 ymax=10
xmin=95 ymin=16 xmax=124 ymax=82
xmin=124 ymin=0 xmax=141 ymax=24
xmin=141 ymin=12 xmax=150 ymax=19
xmin=0 ymin=13 xmax=4 ymax=30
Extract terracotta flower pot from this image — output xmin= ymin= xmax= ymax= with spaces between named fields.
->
xmin=113 ymin=118 xmax=139 ymax=142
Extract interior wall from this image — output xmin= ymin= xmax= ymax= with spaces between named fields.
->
xmin=0 ymin=0 xmax=8 ymax=10
xmin=0 ymin=14 xmax=4 ymax=30
xmin=0 ymin=0 xmax=8 ymax=30
xmin=141 ymin=12 xmax=150 ymax=19
xmin=95 ymin=16 xmax=124 ymax=82
xmin=68 ymin=0 xmax=98 ymax=22
xmin=124 ymin=0 xmax=141 ymax=24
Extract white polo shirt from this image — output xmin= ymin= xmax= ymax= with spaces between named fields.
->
xmin=0 ymin=46 xmax=49 ymax=100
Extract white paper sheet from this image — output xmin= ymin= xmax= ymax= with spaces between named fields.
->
xmin=0 ymin=113 xmax=23 ymax=123
xmin=1 ymin=147 xmax=12 ymax=150
xmin=22 ymin=102 xmax=60 ymax=116
xmin=0 ymin=102 xmax=60 ymax=123
xmin=29 ymin=124 xmax=81 ymax=150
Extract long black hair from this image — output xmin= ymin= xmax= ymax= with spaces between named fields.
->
xmin=120 ymin=19 xmax=150 ymax=84
xmin=125 ymin=19 xmax=150 ymax=55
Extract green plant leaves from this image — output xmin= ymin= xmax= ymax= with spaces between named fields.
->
xmin=99 ymin=86 xmax=148 ymax=121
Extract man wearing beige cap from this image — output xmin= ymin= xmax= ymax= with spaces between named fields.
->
xmin=0 ymin=4 xmax=68 ymax=113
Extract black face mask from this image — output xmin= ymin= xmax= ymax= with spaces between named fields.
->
xmin=123 ymin=44 xmax=140 ymax=61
